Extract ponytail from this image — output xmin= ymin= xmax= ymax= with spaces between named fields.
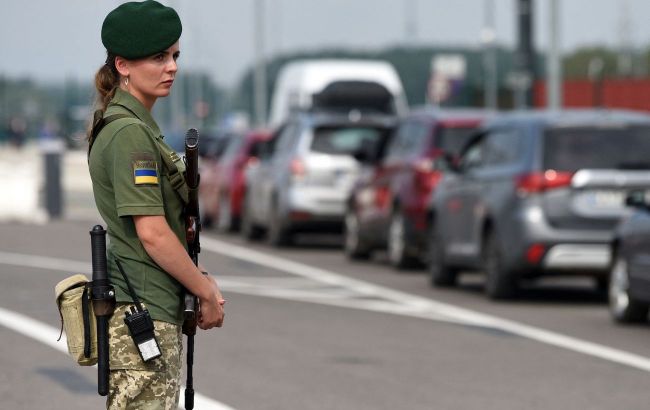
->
xmin=87 ymin=53 xmax=120 ymax=151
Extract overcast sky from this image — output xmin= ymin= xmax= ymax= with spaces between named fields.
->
xmin=1 ymin=0 xmax=650 ymax=89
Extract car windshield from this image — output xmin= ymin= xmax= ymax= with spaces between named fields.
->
xmin=311 ymin=126 xmax=389 ymax=156
xmin=544 ymin=125 xmax=650 ymax=171
xmin=435 ymin=126 xmax=480 ymax=155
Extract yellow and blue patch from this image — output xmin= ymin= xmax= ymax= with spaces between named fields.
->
xmin=133 ymin=160 xmax=159 ymax=185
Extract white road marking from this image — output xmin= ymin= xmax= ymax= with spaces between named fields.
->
xmin=0 ymin=308 xmax=236 ymax=409
xmin=201 ymin=237 xmax=650 ymax=373
xmin=2 ymin=246 xmax=650 ymax=376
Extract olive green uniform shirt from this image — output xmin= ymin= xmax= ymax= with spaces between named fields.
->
xmin=88 ymin=88 xmax=186 ymax=325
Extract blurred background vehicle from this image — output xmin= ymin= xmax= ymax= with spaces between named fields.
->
xmin=344 ymin=108 xmax=490 ymax=269
xmin=428 ymin=109 xmax=650 ymax=299
xmin=268 ymin=59 xmax=408 ymax=127
xmin=609 ymin=190 xmax=650 ymax=323
xmin=211 ymin=129 xmax=273 ymax=232
xmin=194 ymin=131 xmax=237 ymax=228
xmin=242 ymin=109 xmax=396 ymax=246
xmin=241 ymin=66 xmax=401 ymax=246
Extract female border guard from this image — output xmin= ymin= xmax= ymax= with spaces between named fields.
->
xmin=88 ymin=1 xmax=225 ymax=408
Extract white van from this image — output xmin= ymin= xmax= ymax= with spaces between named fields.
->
xmin=268 ymin=59 xmax=408 ymax=127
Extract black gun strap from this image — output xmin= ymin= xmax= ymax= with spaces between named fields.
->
xmin=88 ymin=111 xmax=132 ymax=156
xmin=82 ymin=284 xmax=92 ymax=358
xmin=89 ymin=110 xmax=189 ymax=204
xmin=114 ymin=259 xmax=145 ymax=313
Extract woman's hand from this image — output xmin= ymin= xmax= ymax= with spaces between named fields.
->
xmin=197 ymin=275 xmax=225 ymax=330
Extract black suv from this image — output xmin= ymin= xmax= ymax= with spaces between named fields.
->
xmin=427 ymin=110 xmax=650 ymax=299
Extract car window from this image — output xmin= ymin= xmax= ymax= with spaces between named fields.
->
xmin=258 ymin=129 xmax=282 ymax=161
xmin=274 ymin=123 xmax=300 ymax=157
xmin=482 ymin=128 xmax=522 ymax=166
xmin=385 ymin=121 xmax=427 ymax=161
xmin=310 ymin=126 xmax=387 ymax=156
xmin=544 ymin=125 xmax=650 ymax=171
xmin=404 ymin=122 xmax=431 ymax=156
xmin=435 ymin=126 xmax=481 ymax=156
xmin=384 ymin=122 xmax=409 ymax=160
xmin=219 ymin=135 xmax=245 ymax=162
xmin=459 ymin=137 xmax=485 ymax=170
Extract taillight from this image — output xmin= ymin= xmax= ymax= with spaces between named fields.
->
xmin=525 ymin=243 xmax=546 ymax=264
xmin=414 ymin=152 xmax=444 ymax=191
xmin=290 ymin=158 xmax=306 ymax=179
xmin=516 ymin=170 xmax=573 ymax=194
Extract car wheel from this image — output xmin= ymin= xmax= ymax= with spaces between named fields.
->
xmin=483 ymin=231 xmax=518 ymax=300
xmin=241 ymin=196 xmax=263 ymax=241
xmin=217 ymin=195 xmax=235 ymax=233
xmin=267 ymin=201 xmax=292 ymax=247
xmin=429 ymin=224 xmax=458 ymax=287
xmin=388 ymin=211 xmax=417 ymax=269
xmin=608 ymin=254 xmax=648 ymax=323
xmin=344 ymin=209 xmax=371 ymax=260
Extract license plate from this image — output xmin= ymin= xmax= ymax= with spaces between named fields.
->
xmin=588 ymin=190 xmax=625 ymax=208
xmin=572 ymin=190 xmax=625 ymax=214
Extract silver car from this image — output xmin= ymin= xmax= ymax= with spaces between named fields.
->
xmin=241 ymin=111 xmax=395 ymax=246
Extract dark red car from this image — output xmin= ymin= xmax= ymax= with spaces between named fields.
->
xmin=344 ymin=108 xmax=490 ymax=268
xmin=209 ymin=129 xmax=272 ymax=231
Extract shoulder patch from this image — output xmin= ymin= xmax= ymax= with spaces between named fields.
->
xmin=132 ymin=153 xmax=159 ymax=185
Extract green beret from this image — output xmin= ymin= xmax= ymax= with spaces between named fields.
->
xmin=101 ymin=0 xmax=182 ymax=60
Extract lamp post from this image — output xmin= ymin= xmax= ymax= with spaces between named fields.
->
xmin=481 ymin=0 xmax=498 ymax=110
xmin=253 ymin=0 xmax=268 ymax=127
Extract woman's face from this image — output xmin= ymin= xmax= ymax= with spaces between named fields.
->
xmin=118 ymin=41 xmax=180 ymax=109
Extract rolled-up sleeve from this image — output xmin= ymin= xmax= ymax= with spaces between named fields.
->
xmin=107 ymin=124 xmax=165 ymax=217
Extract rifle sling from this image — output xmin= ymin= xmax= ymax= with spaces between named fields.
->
xmin=90 ymin=111 xmax=189 ymax=204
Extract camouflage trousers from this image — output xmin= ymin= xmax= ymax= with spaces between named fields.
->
xmin=106 ymin=304 xmax=182 ymax=410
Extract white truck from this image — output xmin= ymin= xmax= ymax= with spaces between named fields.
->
xmin=268 ymin=59 xmax=408 ymax=127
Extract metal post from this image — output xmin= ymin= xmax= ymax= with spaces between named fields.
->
xmin=547 ymin=0 xmax=562 ymax=110
xmin=405 ymin=0 xmax=418 ymax=44
xmin=515 ymin=0 xmax=535 ymax=109
xmin=42 ymin=139 xmax=65 ymax=219
xmin=482 ymin=0 xmax=498 ymax=110
xmin=253 ymin=0 xmax=267 ymax=127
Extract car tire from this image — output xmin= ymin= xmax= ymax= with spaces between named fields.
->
xmin=388 ymin=211 xmax=418 ymax=269
xmin=267 ymin=201 xmax=292 ymax=247
xmin=483 ymin=231 xmax=518 ymax=300
xmin=344 ymin=209 xmax=371 ymax=260
xmin=217 ymin=195 xmax=236 ymax=233
xmin=240 ymin=196 xmax=263 ymax=241
xmin=608 ymin=253 xmax=648 ymax=323
xmin=429 ymin=224 xmax=458 ymax=287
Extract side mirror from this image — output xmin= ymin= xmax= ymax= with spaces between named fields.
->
xmin=441 ymin=152 xmax=461 ymax=173
xmin=352 ymin=145 xmax=377 ymax=164
xmin=353 ymin=149 xmax=370 ymax=163
xmin=625 ymin=190 xmax=649 ymax=209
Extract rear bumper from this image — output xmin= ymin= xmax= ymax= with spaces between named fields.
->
xmin=503 ymin=204 xmax=613 ymax=275
xmin=287 ymin=186 xmax=347 ymax=218
xmin=542 ymin=244 xmax=611 ymax=270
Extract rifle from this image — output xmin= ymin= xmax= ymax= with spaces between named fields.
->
xmin=89 ymin=225 xmax=116 ymax=396
xmin=182 ymin=128 xmax=203 ymax=410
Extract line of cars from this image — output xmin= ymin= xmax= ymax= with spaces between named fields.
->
xmin=199 ymin=59 xmax=650 ymax=326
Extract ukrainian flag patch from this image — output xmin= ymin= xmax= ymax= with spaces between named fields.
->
xmin=133 ymin=160 xmax=159 ymax=185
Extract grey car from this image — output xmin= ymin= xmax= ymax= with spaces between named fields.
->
xmin=609 ymin=190 xmax=650 ymax=323
xmin=427 ymin=109 xmax=650 ymax=299
xmin=241 ymin=110 xmax=395 ymax=246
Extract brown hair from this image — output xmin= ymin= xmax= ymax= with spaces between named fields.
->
xmin=87 ymin=52 xmax=120 ymax=150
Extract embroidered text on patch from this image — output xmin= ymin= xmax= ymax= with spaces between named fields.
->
xmin=133 ymin=160 xmax=159 ymax=185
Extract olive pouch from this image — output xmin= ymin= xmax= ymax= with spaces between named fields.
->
xmin=55 ymin=274 xmax=98 ymax=366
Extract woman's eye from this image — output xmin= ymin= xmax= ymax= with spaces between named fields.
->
xmin=154 ymin=54 xmax=164 ymax=61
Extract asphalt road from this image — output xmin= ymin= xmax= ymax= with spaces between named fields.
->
xmin=0 ymin=220 xmax=648 ymax=410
